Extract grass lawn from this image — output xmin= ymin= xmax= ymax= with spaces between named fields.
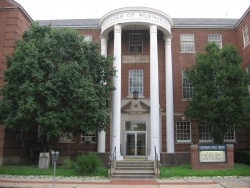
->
xmin=0 ymin=165 xmax=108 ymax=177
xmin=160 ymin=163 xmax=250 ymax=178
xmin=0 ymin=163 xmax=249 ymax=178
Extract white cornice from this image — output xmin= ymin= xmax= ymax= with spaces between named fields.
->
xmin=235 ymin=6 xmax=250 ymax=29
xmin=99 ymin=7 xmax=173 ymax=36
xmin=173 ymin=25 xmax=235 ymax=29
xmin=0 ymin=6 xmax=33 ymax=22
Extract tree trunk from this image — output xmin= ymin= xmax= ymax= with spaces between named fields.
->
xmin=212 ymin=126 xmax=225 ymax=144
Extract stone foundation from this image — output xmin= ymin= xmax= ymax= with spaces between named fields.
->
xmin=160 ymin=152 xmax=191 ymax=166
xmin=96 ymin=152 xmax=110 ymax=167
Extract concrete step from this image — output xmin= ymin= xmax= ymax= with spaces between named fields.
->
xmin=116 ymin=160 xmax=153 ymax=164
xmin=115 ymin=166 xmax=154 ymax=170
xmin=112 ymin=169 xmax=155 ymax=179
xmin=113 ymin=169 xmax=155 ymax=175
xmin=112 ymin=174 xmax=155 ymax=179
xmin=116 ymin=163 xmax=154 ymax=167
xmin=110 ymin=160 xmax=157 ymax=179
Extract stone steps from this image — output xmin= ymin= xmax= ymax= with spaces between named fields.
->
xmin=111 ymin=160 xmax=158 ymax=179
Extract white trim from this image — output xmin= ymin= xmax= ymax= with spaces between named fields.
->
xmin=99 ymin=7 xmax=173 ymax=36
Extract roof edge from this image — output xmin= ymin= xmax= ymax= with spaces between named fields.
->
xmin=0 ymin=0 xmax=33 ymax=22
xmin=235 ymin=6 xmax=250 ymax=28
xmin=173 ymin=25 xmax=235 ymax=29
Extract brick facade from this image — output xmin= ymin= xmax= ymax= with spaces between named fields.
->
xmin=0 ymin=0 xmax=31 ymax=165
xmin=0 ymin=0 xmax=250 ymax=165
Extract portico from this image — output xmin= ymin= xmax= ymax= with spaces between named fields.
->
xmin=98 ymin=7 xmax=174 ymax=160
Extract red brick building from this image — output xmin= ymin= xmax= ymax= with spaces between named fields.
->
xmin=0 ymin=0 xmax=249 ymax=165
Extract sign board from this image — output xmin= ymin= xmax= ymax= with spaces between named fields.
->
xmin=198 ymin=144 xmax=226 ymax=163
xmin=122 ymin=55 xmax=149 ymax=63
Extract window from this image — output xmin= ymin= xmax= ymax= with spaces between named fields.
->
xmin=224 ymin=129 xmax=236 ymax=142
xmin=242 ymin=25 xmax=249 ymax=47
xmin=83 ymin=34 xmax=92 ymax=42
xmin=180 ymin=34 xmax=195 ymax=52
xmin=246 ymin=64 xmax=250 ymax=92
xmin=182 ymin=70 xmax=193 ymax=99
xmin=129 ymin=69 xmax=143 ymax=96
xmin=208 ymin=34 xmax=222 ymax=48
xmin=198 ymin=122 xmax=213 ymax=142
xmin=129 ymin=33 xmax=143 ymax=52
xmin=58 ymin=132 xmax=74 ymax=143
xmin=176 ymin=121 xmax=191 ymax=142
xmin=81 ymin=132 xmax=96 ymax=143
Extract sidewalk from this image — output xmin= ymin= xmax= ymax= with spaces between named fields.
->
xmin=0 ymin=175 xmax=249 ymax=188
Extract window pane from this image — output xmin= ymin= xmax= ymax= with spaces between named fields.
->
xmin=199 ymin=122 xmax=212 ymax=141
xmin=182 ymin=70 xmax=193 ymax=99
xmin=129 ymin=33 xmax=143 ymax=52
xmin=208 ymin=34 xmax=222 ymax=48
xmin=129 ymin=69 xmax=143 ymax=95
xmin=83 ymin=34 xmax=92 ymax=42
xmin=242 ymin=25 xmax=249 ymax=47
xmin=81 ymin=132 xmax=96 ymax=142
xmin=180 ymin=34 xmax=195 ymax=52
xmin=176 ymin=121 xmax=191 ymax=142
xmin=224 ymin=129 xmax=235 ymax=142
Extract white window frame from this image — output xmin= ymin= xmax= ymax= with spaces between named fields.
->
xmin=224 ymin=129 xmax=236 ymax=142
xmin=198 ymin=122 xmax=213 ymax=142
xmin=208 ymin=34 xmax=222 ymax=48
xmin=129 ymin=69 xmax=143 ymax=96
xmin=180 ymin=34 xmax=195 ymax=52
xmin=246 ymin=64 xmax=250 ymax=92
xmin=242 ymin=25 xmax=249 ymax=47
xmin=81 ymin=131 xmax=96 ymax=143
xmin=129 ymin=33 xmax=143 ymax=52
xmin=83 ymin=34 xmax=92 ymax=42
xmin=176 ymin=121 xmax=191 ymax=142
xmin=182 ymin=70 xmax=193 ymax=99
xmin=58 ymin=132 xmax=74 ymax=143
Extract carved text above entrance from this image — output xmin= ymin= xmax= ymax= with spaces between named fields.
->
xmin=122 ymin=55 xmax=149 ymax=63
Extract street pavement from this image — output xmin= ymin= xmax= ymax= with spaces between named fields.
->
xmin=0 ymin=175 xmax=250 ymax=188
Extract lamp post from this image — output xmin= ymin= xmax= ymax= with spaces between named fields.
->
xmin=51 ymin=151 xmax=59 ymax=186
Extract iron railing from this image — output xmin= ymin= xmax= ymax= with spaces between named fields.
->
xmin=109 ymin=146 xmax=116 ymax=177
xmin=154 ymin=145 xmax=159 ymax=173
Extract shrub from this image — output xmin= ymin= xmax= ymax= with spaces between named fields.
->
xmin=75 ymin=153 xmax=101 ymax=174
xmin=61 ymin=158 xmax=75 ymax=169
xmin=234 ymin=150 xmax=250 ymax=165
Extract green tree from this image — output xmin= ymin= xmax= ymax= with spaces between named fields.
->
xmin=184 ymin=42 xmax=250 ymax=144
xmin=0 ymin=23 xmax=115 ymax=151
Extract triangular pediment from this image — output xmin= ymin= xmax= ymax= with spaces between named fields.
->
xmin=121 ymin=99 xmax=150 ymax=113
xmin=121 ymin=98 xmax=164 ymax=113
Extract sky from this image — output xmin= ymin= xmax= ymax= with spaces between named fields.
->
xmin=15 ymin=0 xmax=250 ymax=20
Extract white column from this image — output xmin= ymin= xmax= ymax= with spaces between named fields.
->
xmin=111 ymin=24 xmax=123 ymax=160
xmin=97 ymin=36 xmax=109 ymax=153
xmin=100 ymin=36 xmax=108 ymax=56
xmin=164 ymin=35 xmax=175 ymax=153
xmin=148 ymin=24 xmax=160 ymax=160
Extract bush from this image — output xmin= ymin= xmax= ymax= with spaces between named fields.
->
xmin=234 ymin=150 xmax=250 ymax=165
xmin=75 ymin=153 xmax=101 ymax=174
xmin=61 ymin=158 xmax=75 ymax=170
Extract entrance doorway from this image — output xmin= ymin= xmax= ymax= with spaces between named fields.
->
xmin=126 ymin=132 xmax=146 ymax=156
xmin=125 ymin=121 xmax=147 ymax=157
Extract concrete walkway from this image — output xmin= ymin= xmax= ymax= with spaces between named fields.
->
xmin=0 ymin=175 xmax=249 ymax=188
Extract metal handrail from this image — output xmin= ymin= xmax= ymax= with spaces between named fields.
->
xmin=154 ymin=145 xmax=159 ymax=173
xmin=109 ymin=146 xmax=116 ymax=176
